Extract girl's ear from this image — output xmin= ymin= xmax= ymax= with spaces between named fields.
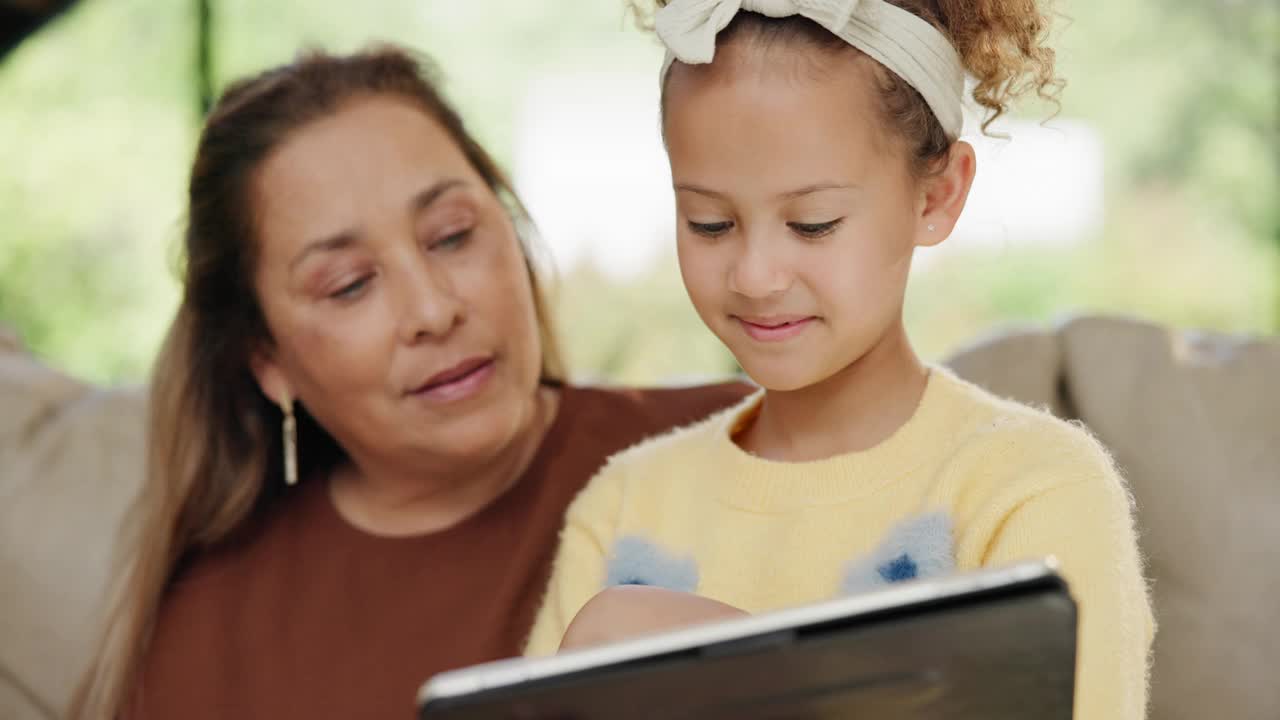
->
xmin=914 ymin=141 xmax=977 ymax=248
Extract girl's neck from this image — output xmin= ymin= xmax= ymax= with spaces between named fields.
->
xmin=738 ymin=322 xmax=929 ymax=463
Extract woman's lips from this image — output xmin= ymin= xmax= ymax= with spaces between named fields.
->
xmin=409 ymin=356 xmax=495 ymax=402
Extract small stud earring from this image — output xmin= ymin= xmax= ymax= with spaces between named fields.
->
xmin=927 ymin=223 xmax=937 ymax=232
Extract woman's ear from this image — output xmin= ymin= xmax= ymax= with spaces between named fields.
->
xmin=250 ymin=346 xmax=294 ymax=409
xmin=914 ymin=140 xmax=977 ymax=248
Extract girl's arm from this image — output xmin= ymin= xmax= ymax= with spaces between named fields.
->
xmin=524 ymin=464 xmax=627 ymax=656
xmin=981 ymin=446 xmax=1155 ymax=720
xmin=560 ymin=585 xmax=748 ymax=651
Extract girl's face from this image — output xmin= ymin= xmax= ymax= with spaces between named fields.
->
xmin=664 ymin=49 xmax=972 ymax=391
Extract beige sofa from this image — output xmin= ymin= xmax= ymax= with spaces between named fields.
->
xmin=0 ymin=326 xmax=146 ymax=719
xmin=947 ymin=316 xmax=1280 ymax=720
xmin=2 ymin=316 xmax=1277 ymax=719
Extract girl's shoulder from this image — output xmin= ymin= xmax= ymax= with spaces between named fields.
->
xmin=592 ymin=388 xmax=763 ymax=482
xmin=932 ymin=367 xmax=1119 ymax=479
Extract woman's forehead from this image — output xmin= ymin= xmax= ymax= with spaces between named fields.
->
xmin=259 ymin=97 xmax=470 ymax=195
xmin=251 ymin=97 xmax=478 ymax=248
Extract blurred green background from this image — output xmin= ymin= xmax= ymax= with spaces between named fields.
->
xmin=1 ymin=0 xmax=1276 ymax=386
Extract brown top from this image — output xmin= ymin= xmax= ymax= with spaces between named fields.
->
xmin=127 ymin=382 xmax=749 ymax=720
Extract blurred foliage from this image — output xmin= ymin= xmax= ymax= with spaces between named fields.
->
xmin=553 ymin=262 xmax=739 ymax=385
xmin=0 ymin=0 xmax=1275 ymax=385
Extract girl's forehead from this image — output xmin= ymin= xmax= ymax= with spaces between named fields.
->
xmin=696 ymin=29 xmax=862 ymax=84
xmin=663 ymin=59 xmax=894 ymax=173
xmin=664 ymin=42 xmax=890 ymax=137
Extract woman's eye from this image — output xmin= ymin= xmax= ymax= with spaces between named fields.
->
xmin=431 ymin=228 xmax=472 ymax=251
xmin=788 ymin=218 xmax=843 ymax=238
xmin=687 ymin=220 xmax=734 ymax=237
xmin=329 ymin=275 xmax=371 ymax=301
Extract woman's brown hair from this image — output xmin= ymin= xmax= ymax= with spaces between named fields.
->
xmin=70 ymin=45 xmax=563 ymax=719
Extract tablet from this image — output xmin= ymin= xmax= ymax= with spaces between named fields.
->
xmin=418 ymin=558 xmax=1075 ymax=719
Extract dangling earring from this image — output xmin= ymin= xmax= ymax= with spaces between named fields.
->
xmin=282 ymin=395 xmax=298 ymax=486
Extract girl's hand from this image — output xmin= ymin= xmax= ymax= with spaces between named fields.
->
xmin=560 ymin=585 xmax=748 ymax=651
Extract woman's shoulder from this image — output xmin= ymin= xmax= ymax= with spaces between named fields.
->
xmin=520 ymin=379 xmax=751 ymax=504
xmin=545 ymin=380 xmax=752 ymax=481
xmin=554 ymin=379 xmax=752 ymax=450
xmin=567 ymin=379 xmax=752 ymax=423
xmin=597 ymin=388 xmax=758 ymax=475
xmin=144 ymin=528 xmax=275 ymax=683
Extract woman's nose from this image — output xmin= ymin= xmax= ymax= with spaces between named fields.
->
xmin=396 ymin=262 xmax=464 ymax=344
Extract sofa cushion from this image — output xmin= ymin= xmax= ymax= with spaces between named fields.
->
xmin=948 ymin=315 xmax=1280 ymax=720
xmin=0 ymin=332 xmax=146 ymax=719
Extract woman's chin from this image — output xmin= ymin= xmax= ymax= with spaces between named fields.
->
xmin=426 ymin=405 xmax=522 ymax=459
xmin=419 ymin=384 xmax=539 ymax=459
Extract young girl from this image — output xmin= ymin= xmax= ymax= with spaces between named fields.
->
xmin=526 ymin=1 xmax=1154 ymax=717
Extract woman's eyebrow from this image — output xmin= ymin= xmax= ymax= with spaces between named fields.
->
xmin=289 ymin=177 xmax=469 ymax=272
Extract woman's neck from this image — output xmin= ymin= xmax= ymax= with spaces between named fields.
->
xmin=739 ymin=322 xmax=928 ymax=463
xmin=328 ymin=384 xmax=560 ymax=537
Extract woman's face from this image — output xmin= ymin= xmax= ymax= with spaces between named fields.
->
xmin=249 ymin=95 xmax=544 ymax=472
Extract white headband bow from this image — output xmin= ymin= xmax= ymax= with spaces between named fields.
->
xmin=655 ymin=0 xmax=966 ymax=139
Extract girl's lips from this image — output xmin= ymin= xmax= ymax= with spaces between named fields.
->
xmin=734 ymin=316 xmax=816 ymax=342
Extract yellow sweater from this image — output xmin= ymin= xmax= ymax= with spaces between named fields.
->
xmin=526 ymin=368 xmax=1154 ymax=719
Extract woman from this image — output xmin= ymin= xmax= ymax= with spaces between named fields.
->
xmin=71 ymin=46 xmax=746 ymax=719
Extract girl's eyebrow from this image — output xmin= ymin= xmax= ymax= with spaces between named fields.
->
xmin=674 ymin=183 xmax=726 ymax=199
xmin=779 ymin=182 xmax=859 ymax=199
xmin=673 ymin=182 xmax=859 ymax=200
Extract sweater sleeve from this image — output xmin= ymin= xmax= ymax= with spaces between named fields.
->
xmin=981 ymin=438 xmax=1155 ymax=720
xmin=523 ymin=461 xmax=627 ymax=656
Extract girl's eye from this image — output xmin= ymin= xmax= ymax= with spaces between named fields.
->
xmin=788 ymin=219 xmax=844 ymax=238
xmin=688 ymin=220 xmax=734 ymax=237
xmin=431 ymin=228 xmax=472 ymax=251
